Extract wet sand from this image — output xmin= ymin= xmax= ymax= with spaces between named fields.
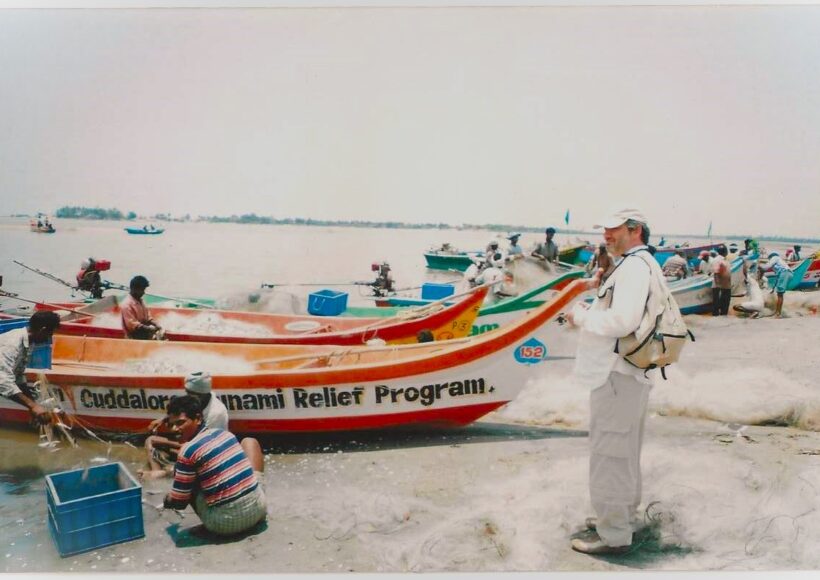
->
xmin=2 ymin=301 xmax=820 ymax=573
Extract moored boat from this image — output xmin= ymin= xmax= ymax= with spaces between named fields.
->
xmin=423 ymin=249 xmax=483 ymax=271
xmin=797 ymin=257 xmax=820 ymax=289
xmin=346 ymin=269 xmax=586 ymax=341
xmin=556 ymin=243 xmax=593 ymax=266
xmin=0 ymin=280 xmax=587 ymax=434
xmin=653 ymin=242 xmax=726 ymax=267
xmin=424 ymin=243 xmax=592 ymax=272
xmin=41 ymin=287 xmax=488 ymax=346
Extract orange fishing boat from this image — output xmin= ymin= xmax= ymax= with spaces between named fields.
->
xmin=2 ymin=281 xmax=586 ymax=434
xmin=39 ymin=287 xmax=487 ymax=346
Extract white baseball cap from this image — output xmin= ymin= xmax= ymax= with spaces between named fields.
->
xmin=593 ymin=208 xmax=648 ymax=229
xmin=184 ymin=371 xmax=212 ymax=394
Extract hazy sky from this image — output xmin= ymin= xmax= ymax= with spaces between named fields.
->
xmin=2 ymin=5 xmax=820 ymax=237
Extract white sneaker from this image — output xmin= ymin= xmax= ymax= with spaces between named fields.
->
xmin=571 ymin=532 xmax=630 ymax=555
xmin=584 ymin=515 xmax=646 ymax=532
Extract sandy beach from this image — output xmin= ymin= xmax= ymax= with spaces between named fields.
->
xmin=3 ymin=3 xmax=820 ymax=574
xmin=3 ymin=295 xmax=820 ymax=574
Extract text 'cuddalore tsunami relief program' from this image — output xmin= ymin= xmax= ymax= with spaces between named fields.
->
xmin=71 ymin=378 xmax=494 ymax=414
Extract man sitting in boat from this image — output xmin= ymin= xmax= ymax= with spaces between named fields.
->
xmin=531 ymin=227 xmax=559 ymax=270
xmin=485 ymin=239 xmax=502 ymax=263
xmin=662 ymin=250 xmax=690 ymax=281
xmin=0 ymin=311 xmax=61 ymax=428
xmin=163 ymin=395 xmax=267 ymax=537
xmin=696 ymin=251 xmax=712 ymax=275
xmin=121 ymin=275 xmax=165 ymax=340
xmin=464 ymin=257 xmax=485 ymax=288
xmin=506 ymin=233 xmax=524 ymax=260
xmin=475 ymin=252 xmax=513 ymax=300
xmin=139 ymin=371 xmax=229 ymax=480
xmin=787 ymin=245 xmax=802 ymax=262
xmin=76 ymin=258 xmax=104 ymax=299
xmin=370 ymin=262 xmax=395 ymax=297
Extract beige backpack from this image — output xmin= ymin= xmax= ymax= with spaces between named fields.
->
xmin=607 ymin=250 xmax=694 ymax=378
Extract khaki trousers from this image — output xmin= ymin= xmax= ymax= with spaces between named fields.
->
xmin=589 ymin=372 xmax=651 ymax=547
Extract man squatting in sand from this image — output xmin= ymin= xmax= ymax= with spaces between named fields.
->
xmin=163 ymin=395 xmax=267 ymax=536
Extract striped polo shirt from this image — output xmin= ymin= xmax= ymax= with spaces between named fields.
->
xmin=168 ymin=427 xmax=258 ymax=508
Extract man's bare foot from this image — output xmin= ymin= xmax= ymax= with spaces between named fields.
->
xmin=138 ymin=469 xmax=169 ymax=481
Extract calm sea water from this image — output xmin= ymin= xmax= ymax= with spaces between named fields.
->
xmin=2 ymin=217 xmax=486 ymax=306
xmin=2 ymin=217 xmax=806 ymax=308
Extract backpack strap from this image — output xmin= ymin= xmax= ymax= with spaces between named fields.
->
xmin=607 ymin=248 xmax=654 ymax=356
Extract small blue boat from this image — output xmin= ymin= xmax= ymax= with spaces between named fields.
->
xmin=125 ymin=225 xmax=164 ymax=235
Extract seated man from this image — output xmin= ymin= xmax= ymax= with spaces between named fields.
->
xmin=120 ymin=275 xmax=164 ymax=340
xmin=475 ymin=253 xmax=514 ymax=300
xmin=163 ymin=396 xmax=267 ymax=536
xmin=139 ymin=371 xmax=229 ymax=480
xmin=662 ymin=250 xmax=689 ymax=280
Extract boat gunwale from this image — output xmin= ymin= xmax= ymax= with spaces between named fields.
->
xmin=31 ymin=280 xmax=586 ymax=389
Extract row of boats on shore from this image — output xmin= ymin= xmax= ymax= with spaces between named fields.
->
xmin=0 ymin=279 xmax=583 ymax=435
xmin=1 ymin=240 xmax=818 ymax=438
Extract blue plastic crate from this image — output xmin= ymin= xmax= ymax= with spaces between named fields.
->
xmin=45 ymin=462 xmax=144 ymax=557
xmin=28 ymin=339 xmax=52 ymax=369
xmin=307 ymin=289 xmax=348 ymax=316
xmin=0 ymin=317 xmax=28 ymax=334
xmin=421 ymin=282 xmax=455 ymax=301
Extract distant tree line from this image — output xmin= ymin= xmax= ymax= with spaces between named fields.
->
xmin=198 ymin=213 xmax=452 ymax=230
xmin=55 ymin=206 xmax=137 ymax=220
xmin=44 ymin=207 xmax=819 ymax=243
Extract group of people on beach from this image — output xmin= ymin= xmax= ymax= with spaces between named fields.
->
xmin=463 ymin=227 xmax=564 ymax=297
xmin=1 ymin=286 xmax=266 ymax=537
xmin=2 ymin=207 xmax=814 ymax=551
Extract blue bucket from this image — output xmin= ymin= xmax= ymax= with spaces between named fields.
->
xmin=28 ymin=339 xmax=53 ymax=369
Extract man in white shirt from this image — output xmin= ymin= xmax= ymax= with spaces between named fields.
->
xmin=475 ymin=252 xmax=511 ymax=301
xmin=0 ymin=311 xmax=61 ymax=428
xmin=139 ymin=371 xmax=230 ymax=480
xmin=565 ymin=208 xmax=655 ymax=555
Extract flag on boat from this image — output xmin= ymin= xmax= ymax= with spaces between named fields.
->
xmin=564 ymin=209 xmax=570 ymax=226
xmin=707 ymin=221 xmax=712 ymax=237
